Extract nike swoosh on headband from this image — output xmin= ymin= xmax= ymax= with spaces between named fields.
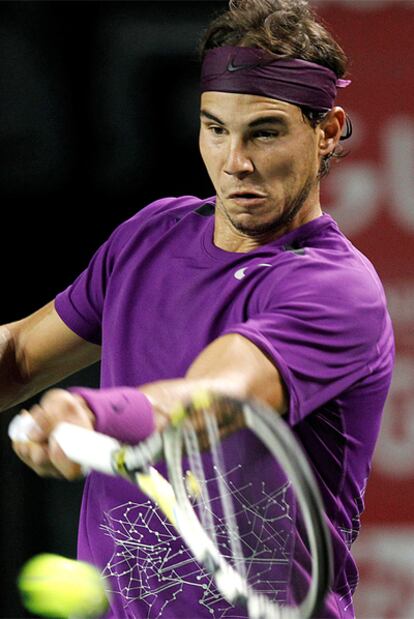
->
xmin=226 ymin=59 xmax=263 ymax=72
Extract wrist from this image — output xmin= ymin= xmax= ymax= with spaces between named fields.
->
xmin=70 ymin=393 xmax=97 ymax=429
xmin=68 ymin=387 xmax=155 ymax=444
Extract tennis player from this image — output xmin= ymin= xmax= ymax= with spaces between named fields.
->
xmin=3 ymin=1 xmax=393 ymax=617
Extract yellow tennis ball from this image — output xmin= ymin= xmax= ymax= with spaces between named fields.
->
xmin=17 ymin=553 xmax=109 ymax=618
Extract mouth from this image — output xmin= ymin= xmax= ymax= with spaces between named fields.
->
xmin=228 ymin=190 xmax=267 ymax=199
xmin=227 ymin=191 xmax=267 ymax=206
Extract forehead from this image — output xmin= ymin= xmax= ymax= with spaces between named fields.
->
xmin=200 ymin=91 xmax=303 ymax=125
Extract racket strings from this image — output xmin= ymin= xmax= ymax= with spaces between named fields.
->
xmin=176 ymin=400 xmax=302 ymax=616
xmin=182 ymin=422 xmax=218 ymax=546
xmin=183 ymin=395 xmax=246 ymax=452
xmin=201 ymin=407 xmax=247 ymax=580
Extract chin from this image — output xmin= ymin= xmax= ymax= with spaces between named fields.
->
xmin=230 ymin=215 xmax=286 ymax=238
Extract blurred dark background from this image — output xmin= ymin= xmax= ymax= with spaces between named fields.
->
xmin=0 ymin=1 xmax=222 ymax=322
xmin=0 ymin=2 xmax=224 ymax=615
xmin=1 ymin=1 xmax=413 ymax=617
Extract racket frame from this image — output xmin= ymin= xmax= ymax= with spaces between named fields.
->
xmin=52 ymin=395 xmax=333 ymax=619
xmin=112 ymin=396 xmax=333 ymax=619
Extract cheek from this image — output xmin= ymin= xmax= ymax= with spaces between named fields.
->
xmin=275 ymin=132 xmax=319 ymax=175
xmin=265 ymin=151 xmax=297 ymax=181
xmin=199 ymin=135 xmax=212 ymax=169
xmin=273 ymin=142 xmax=318 ymax=181
xmin=301 ymin=135 xmax=321 ymax=175
xmin=199 ymin=138 xmax=221 ymax=184
xmin=265 ymin=150 xmax=316 ymax=191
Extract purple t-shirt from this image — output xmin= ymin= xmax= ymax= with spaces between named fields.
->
xmin=55 ymin=195 xmax=394 ymax=619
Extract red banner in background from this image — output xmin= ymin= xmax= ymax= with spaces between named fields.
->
xmin=316 ymin=1 xmax=414 ymax=616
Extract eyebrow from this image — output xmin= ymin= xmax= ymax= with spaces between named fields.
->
xmin=200 ymin=109 xmax=288 ymax=128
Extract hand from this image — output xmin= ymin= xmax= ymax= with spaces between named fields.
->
xmin=11 ymin=388 xmax=95 ymax=480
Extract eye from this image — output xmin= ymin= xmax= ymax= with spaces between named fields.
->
xmin=207 ymin=125 xmax=226 ymax=136
xmin=253 ymin=130 xmax=279 ymax=140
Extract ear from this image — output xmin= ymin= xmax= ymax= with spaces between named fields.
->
xmin=318 ymin=107 xmax=346 ymax=157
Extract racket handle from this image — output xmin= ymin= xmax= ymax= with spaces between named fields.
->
xmin=52 ymin=422 xmax=121 ymax=476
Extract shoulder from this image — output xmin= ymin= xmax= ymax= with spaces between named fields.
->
xmin=118 ymin=194 xmax=210 ymax=231
xmin=274 ymin=215 xmax=384 ymax=300
xmin=105 ymin=194 xmax=213 ymax=249
xmin=262 ymin=216 xmax=390 ymax=344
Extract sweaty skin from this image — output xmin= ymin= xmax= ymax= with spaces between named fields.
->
xmin=199 ymin=92 xmax=345 ymax=252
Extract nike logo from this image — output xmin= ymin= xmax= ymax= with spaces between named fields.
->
xmin=227 ymin=59 xmax=260 ymax=73
xmin=234 ymin=263 xmax=272 ymax=280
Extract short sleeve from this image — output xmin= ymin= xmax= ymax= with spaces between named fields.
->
xmin=54 ymin=196 xmax=190 ymax=345
xmin=55 ymin=236 xmax=114 ymax=345
xmin=222 ymin=266 xmax=389 ymax=425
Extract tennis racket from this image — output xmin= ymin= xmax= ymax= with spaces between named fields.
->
xmin=52 ymin=392 xmax=333 ymax=619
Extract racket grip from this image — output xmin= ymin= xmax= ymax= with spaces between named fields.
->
xmin=52 ymin=422 xmax=121 ymax=476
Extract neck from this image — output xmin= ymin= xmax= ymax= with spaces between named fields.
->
xmin=213 ymin=192 xmax=323 ymax=253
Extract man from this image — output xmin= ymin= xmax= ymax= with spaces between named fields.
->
xmin=3 ymin=0 xmax=393 ymax=617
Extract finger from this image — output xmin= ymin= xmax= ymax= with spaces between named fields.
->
xmin=48 ymin=436 xmax=83 ymax=481
xmin=24 ymin=404 xmax=51 ymax=442
xmin=24 ymin=389 xmax=94 ymax=443
xmin=12 ymin=440 xmax=63 ymax=478
xmin=39 ymin=388 xmax=95 ymax=429
xmin=12 ymin=388 xmax=95 ymax=479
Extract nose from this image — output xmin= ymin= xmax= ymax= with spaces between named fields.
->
xmin=223 ymin=140 xmax=255 ymax=177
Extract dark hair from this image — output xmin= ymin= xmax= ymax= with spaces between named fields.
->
xmin=198 ymin=0 xmax=351 ymax=177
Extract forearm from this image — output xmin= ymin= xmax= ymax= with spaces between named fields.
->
xmin=0 ymin=325 xmax=34 ymax=412
xmin=139 ymin=334 xmax=288 ymax=421
xmin=0 ymin=322 xmax=69 ymax=412
xmin=0 ymin=302 xmax=101 ymax=413
xmin=0 ymin=323 xmax=95 ymax=413
xmin=138 ymin=376 xmax=239 ymax=427
xmin=10 ymin=335 xmax=286 ymax=480
xmin=58 ymin=335 xmax=287 ymax=444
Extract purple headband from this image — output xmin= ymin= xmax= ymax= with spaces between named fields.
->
xmin=200 ymin=46 xmax=351 ymax=112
